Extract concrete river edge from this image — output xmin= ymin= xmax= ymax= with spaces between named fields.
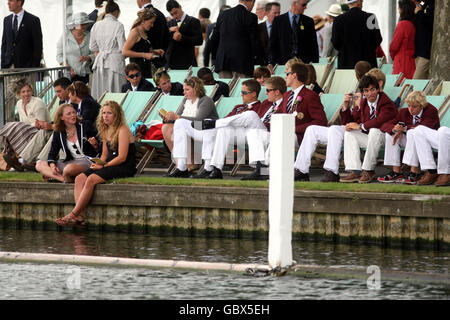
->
xmin=0 ymin=182 xmax=449 ymax=249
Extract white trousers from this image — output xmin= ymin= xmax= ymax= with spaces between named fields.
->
xmin=344 ymin=128 xmax=385 ymax=171
xmin=294 ymin=125 xmax=345 ymax=175
xmin=402 ymin=129 xmax=420 ymax=168
xmin=210 ymin=111 xmax=269 ymax=170
xmin=384 ymin=132 xmax=406 ymax=167
xmin=411 ymin=125 xmax=450 ymax=174
xmin=172 ymin=118 xmax=217 ymax=170
xmin=20 ymin=129 xmax=53 ymax=162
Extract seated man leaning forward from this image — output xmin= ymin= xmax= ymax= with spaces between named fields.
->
xmin=378 ymin=91 xmax=440 ymax=184
xmin=340 ymin=74 xmax=397 ymax=183
xmin=35 ymin=104 xmax=98 ymax=183
xmin=121 ymin=62 xmax=156 ymax=92
xmin=197 ymin=76 xmax=288 ymax=180
xmin=169 ymin=79 xmax=267 ymax=179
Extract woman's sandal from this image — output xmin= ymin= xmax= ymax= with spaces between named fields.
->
xmin=74 ymin=218 xmax=86 ymax=228
xmin=56 ymin=212 xmax=78 ymax=227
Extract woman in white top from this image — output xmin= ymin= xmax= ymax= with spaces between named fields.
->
xmin=89 ymin=0 xmax=126 ymax=100
xmin=161 ymin=77 xmax=218 ymax=152
xmin=57 ymin=12 xmax=95 ymax=84
xmin=0 ymin=79 xmax=50 ymax=157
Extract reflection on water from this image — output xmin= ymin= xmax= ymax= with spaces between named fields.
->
xmin=0 ymin=229 xmax=448 ymax=300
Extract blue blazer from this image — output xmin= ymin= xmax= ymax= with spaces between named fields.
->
xmin=1 ymin=11 xmax=43 ymax=68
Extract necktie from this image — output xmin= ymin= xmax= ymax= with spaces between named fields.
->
xmin=291 ymin=15 xmax=299 ymax=56
xmin=413 ymin=115 xmax=420 ymax=125
xmin=369 ymin=104 xmax=376 ymax=120
xmin=13 ymin=15 xmax=18 ymax=35
xmin=235 ymin=104 xmax=248 ymax=114
xmin=263 ymin=102 xmax=277 ymax=123
xmin=286 ymin=91 xmax=295 ymax=114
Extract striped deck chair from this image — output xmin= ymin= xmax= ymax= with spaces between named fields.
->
xmin=399 ymin=79 xmax=431 ymax=93
xmin=433 ymin=80 xmax=450 ymax=96
xmin=230 ymin=78 xmax=252 ymax=97
xmin=135 ymin=95 xmax=185 ymax=173
xmin=325 ymin=69 xmax=359 ymax=94
xmin=97 ymin=91 xmax=128 ymax=106
xmin=121 ymin=91 xmax=158 ymax=127
xmin=380 ymin=63 xmax=394 ymax=76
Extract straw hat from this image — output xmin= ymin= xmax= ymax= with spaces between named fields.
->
xmin=326 ymin=4 xmax=343 ymax=17
xmin=66 ymin=12 xmax=94 ymax=29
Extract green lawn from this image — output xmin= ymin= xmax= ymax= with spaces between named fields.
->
xmin=1 ymin=172 xmax=449 ymax=195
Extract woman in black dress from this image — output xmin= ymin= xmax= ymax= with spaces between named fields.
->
xmin=56 ymin=100 xmax=136 ymax=227
xmin=122 ymin=8 xmax=164 ymax=79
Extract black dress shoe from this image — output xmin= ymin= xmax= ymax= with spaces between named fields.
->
xmin=192 ymin=119 xmax=216 ymax=130
xmin=207 ymin=167 xmax=223 ymax=179
xmin=294 ymin=169 xmax=310 ymax=181
xmin=191 ymin=169 xmax=212 ymax=179
xmin=165 ymin=168 xmax=190 ymax=178
xmin=320 ymin=170 xmax=340 ymax=182
xmin=241 ymin=169 xmax=269 ymax=181
xmin=3 ymin=154 xmax=24 ymax=171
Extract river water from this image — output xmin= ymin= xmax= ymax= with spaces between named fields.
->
xmin=0 ymin=229 xmax=448 ymax=300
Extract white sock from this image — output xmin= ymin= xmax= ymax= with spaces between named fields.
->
xmin=177 ymin=159 xmax=187 ymax=171
xmin=204 ymin=160 xmax=212 ymax=172
xmin=18 ymin=158 xmax=25 ymax=164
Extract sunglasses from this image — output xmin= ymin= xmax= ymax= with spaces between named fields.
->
xmin=266 ymin=88 xmax=277 ymax=93
xmin=72 ymin=143 xmax=81 ymax=155
xmin=127 ymin=73 xmax=141 ymax=79
xmin=241 ymin=90 xmax=253 ymax=95
xmin=302 ymin=3 xmax=307 ymax=7
xmin=285 ymin=72 xmax=294 ymax=76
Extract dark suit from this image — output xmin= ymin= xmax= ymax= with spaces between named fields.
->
xmin=280 ymin=87 xmax=327 ymax=145
xmin=78 ymin=96 xmax=100 ymax=133
xmin=203 ymin=22 xmax=216 ymax=66
xmin=166 ymin=15 xmax=203 ymax=70
xmin=331 ymin=7 xmax=382 ymax=69
xmin=212 ymin=80 xmax=230 ymax=102
xmin=210 ymin=4 xmax=259 ymax=77
xmin=1 ymin=11 xmax=43 ymax=68
xmin=121 ymin=78 xmax=155 ymax=93
xmin=157 ymin=82 xmax=184 ymax=96
xmin=269 ymin=12 xmax=319 ymax=66
xmin=142 ymin=3 xmax=169 ymax=69
xmin=257 ymin=21 xmax=270 ymax=65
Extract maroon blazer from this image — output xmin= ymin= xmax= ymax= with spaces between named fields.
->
xmin=381 ymin=103 xmax=440 ymax=134
xmin=226 ymin=101 xmax=262 ymax=117
xmin=280 ymin=86 xmax=327 ymax=144
xmin=340 ymin=92 xmax=397 ymax=132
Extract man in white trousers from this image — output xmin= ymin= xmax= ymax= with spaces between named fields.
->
xmin=378 ymin=91 xmax=440 ymax=184
xmin=340 ymin=75 xmax=397 ymax=183
xmin=408 ymin=125 xmax=450 ymax=186
xmin=169 ymin=79 xmax=267 ymax=178
xmin=200 ymin=76 xmax=287 ymax=180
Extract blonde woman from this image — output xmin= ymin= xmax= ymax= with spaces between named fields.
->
xmin=36 ymin=104 xmax=98 ymax=183
xmin=122 ymin=8 xmax=164 ymax=79
xmin=56 ymin=100 xmax=136 ymax=227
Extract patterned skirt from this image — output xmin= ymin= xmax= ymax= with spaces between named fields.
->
xmin=0 ymin=122 xmax=38 ymax=156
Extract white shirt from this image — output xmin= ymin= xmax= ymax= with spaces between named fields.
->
xmin=11 ymin=9 xmax=24 ymax=30
xmin=67 ymin=140 xmax=85 ymax=160
xmin=261 ymin=97 xmax=283 ymax=120
xmin=181 ymin=98 xmax=199 ymax=118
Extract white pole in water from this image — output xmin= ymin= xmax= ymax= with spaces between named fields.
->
xmin=268 ymin=114 xmax=295 ymax=269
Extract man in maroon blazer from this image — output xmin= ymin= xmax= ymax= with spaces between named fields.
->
xmin=378 ymin=91 xmax=440 ymax=184
xmin=280 ymin=62 xmax=327 ymax=147
xmin=340 ymin=74 xmax=397 ymax=183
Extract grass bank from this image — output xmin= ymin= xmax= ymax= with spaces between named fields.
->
xmin=1 ymin=172 xmax=449 ymax=195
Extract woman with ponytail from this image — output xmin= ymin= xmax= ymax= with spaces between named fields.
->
xmin=122 ymin=8 xmax=165 ymax=79
xmin=89 ymin=0 xmax=126 ymax=100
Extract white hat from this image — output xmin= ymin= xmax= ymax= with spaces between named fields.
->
xmin=66 ymin=12 xmax=94 ymax=29
xmin=326 ymin=4 xmax=343 ymax=17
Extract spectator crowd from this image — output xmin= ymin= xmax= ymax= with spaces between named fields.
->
xmin=0 ymin=0 xmax=447 ymax=226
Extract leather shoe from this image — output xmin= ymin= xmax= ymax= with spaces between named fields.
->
xmin=207 ymin=167 xmax=223 ymax=179
xmin=417 ymin=171 xmax=439 ymax=185
xmin=294 ymin=169 xmax=310 ymax=181
xmin=434 ymin=174 xmax=450 ymax=186
xmin=3 ymin=154 xmax=24 ymax=171
xmin=191 ymin=119 xmax=216 ymax=130
xmin=191 ymin=169 xmax=212 ymax=179
xmin=241 ymin=169 xmax=269 ymax=181
xmin=359 ymin=170 xmax=375 ymax=183
xmin=340 ymin=172 xmax=361 ymax=183
xmin=165 ymin=168 xmax=190 ymax=178
xmin=320 ymin=170 xmax=340 ymax=182
xmin=23 ymin=162 xmax=37 ymax=172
